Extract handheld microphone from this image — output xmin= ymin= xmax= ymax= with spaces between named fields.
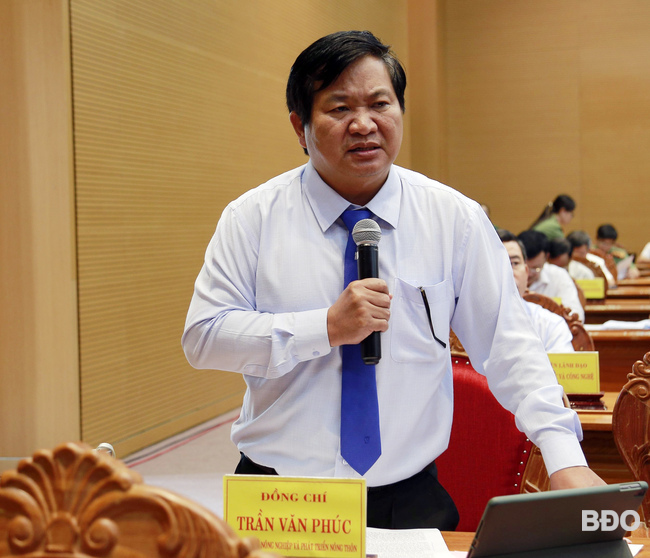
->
xmin=352 ymin=219 xmax=382 ymax=365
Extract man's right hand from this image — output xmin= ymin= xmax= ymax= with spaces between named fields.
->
xmin=327 ymin=278 xmax=392 ymax=347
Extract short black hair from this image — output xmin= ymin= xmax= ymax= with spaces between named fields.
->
xmin=548 ymin=238 xmax=572 ymax=259
xmin=498 ymin=228 xmax=528 ymax=260
xmin=596 ymin=224 xmax=618 ymax=241
xmin=286 ymin=30 xmax=407 ymax=128
xmin=518 ymin=230 xmax=550 ymax=260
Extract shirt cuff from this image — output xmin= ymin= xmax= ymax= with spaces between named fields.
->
xmin=514 ymin=384 xmax=588 ymax=475
xmin=536 ymin=433 xmax=588 ymax=476
xmin=292 ymin=307 xmax=332 ymax=362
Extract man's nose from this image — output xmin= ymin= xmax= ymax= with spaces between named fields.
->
xmin=348 ymin=110 xmax=377 ymax=134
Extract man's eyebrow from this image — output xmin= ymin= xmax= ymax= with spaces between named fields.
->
xmin=323 ymin=93 xmax=348 ymax=103
xmin=367 ymin=88 xmax=394 ymax=98
xmin=323 ymin=88 xmax=394 ymax=103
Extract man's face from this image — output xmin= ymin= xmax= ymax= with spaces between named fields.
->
xmin=289 ymin=55 xmax=403 ymax=206
xmin=596 ymin=238 xmax=614 ymax=253
xmin=572 ymin=244 xmax=589 ymax=258
xmin=526 ymin=251 xmax=547 ymax=286
xmin=504 ymin=241 xmax=529 ymax=297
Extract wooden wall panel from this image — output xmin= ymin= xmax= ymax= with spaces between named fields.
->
xmin=407 ymin=0 xmax=447 ymax=182
xmin=445 ymin=0 xmax=582 ymax=235
xmin=444 ymin=0 xmax=650 ymax=253
xmin=0 ymin=1 xmax=79 ymax=468
xmin=578 ymin=1 xmax=650 ymax=255
xmin=69 ymin=0 xmax=410 ymax=457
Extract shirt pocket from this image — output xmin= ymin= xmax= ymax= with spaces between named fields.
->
xmin=390 ymin=278 xmax=453 ymax=363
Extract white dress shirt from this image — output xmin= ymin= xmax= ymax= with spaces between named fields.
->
xmin=529 ymin=263 xmax=586 ymax=322
xmin=524 ymin=301 xmax=574 ymax=353
xmin=182 ymin=162 xmax=586 ymax=486
xmin=568 ymin=260 xmax=595 ymax=280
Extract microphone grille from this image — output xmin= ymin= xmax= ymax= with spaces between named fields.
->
xmin=352 ymin=219 xmax=381 ymax=246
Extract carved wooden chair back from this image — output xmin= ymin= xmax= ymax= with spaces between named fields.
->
xmin=0 ymin=442 xmax=277 ymax=558
xmin=612 ymin=352 xmax=650 ymax=536
xmin=572 ymin=255 xmax=610 ymax=287
xmin=523 ymin=291 xmax=594 ymax=351
xmin=590 ymin=248 xmax=619 ymax=284
xmin=449 ymin=329 xmax=467 ymax=358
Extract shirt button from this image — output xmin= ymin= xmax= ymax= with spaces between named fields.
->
xmin=312 ymin=351 xmax=320 ymax=357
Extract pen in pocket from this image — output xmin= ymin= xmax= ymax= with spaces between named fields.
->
xmin=419 ymin=286 xmax=447 ymax=349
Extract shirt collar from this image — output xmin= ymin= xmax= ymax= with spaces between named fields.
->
xmin=302 ymin=161 xmax=400 ymax=232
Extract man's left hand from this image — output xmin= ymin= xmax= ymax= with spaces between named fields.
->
xmin=549 ymin=466 xmax=607 ymax=490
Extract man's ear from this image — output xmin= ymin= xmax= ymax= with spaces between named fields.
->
xmin=289 ymin=112 xmax=307 ymax=150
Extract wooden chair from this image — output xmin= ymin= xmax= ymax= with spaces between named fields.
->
xmin=612 ymin=351 xmax=650 ymax=536
xmin=590 ymin=248 xmax=619 ymax=284
xmin=0 ymin=442 xmax=278 ymax=558
xmin=436 ymin=357 xmax=549 ymax=532
xmin=523 ymin=292 xmax=595 ymax=351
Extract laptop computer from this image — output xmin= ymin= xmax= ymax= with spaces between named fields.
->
xmin=467 ymin=481 xmax=647 ymax=558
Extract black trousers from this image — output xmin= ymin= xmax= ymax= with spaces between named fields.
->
xmin=235 ymin=453 xmax=459 ymax=531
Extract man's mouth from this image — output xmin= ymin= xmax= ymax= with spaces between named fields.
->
xmin=348 ymin=145 xmax=380 ymax=153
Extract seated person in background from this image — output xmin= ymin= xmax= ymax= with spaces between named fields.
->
xmin=499 ymin=230 xmax=574 ymax=352
xmin=530 ymin=194 xmax=576 ymax=241
xmin=518 ymin=230 xmax=585 ymax=322
xmin=595 ymin=224 xmax=640 ymax=279
xmin=565 ymin=232 xmax=595 ymax=281
xmin=566 ymin=230 xmax=615 ymax=287
xmin=548 ymin=238 xmax=572 ymax=269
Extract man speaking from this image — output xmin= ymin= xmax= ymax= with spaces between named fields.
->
xmin=182 ymin=30 xmax=603 ymax=530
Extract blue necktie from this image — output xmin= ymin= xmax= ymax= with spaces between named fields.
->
xmin=339 ymin=208 xmax=382 ymax=475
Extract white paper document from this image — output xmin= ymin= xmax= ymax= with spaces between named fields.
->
xmin=366 ymin=527 xmax=459 ymax=557
xmin=585 ymin=318 xmax=650 ymax=331
xmin=616 ymin=254 xmax=635 ymax=280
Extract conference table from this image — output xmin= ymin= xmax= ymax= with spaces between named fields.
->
xmin=576 ymin=391 xmax=616 ymax=432
xmin=441 ymin=531 xmax=650 ymax=555
xmin=591 ymin=330 xmax=650 ymax=392
xmin=620 ymin=277 xmax=650 ymax=287
xmin=606 ymin=286 xmax=650 ymax=299
xmin=584 ymin=299 xmax=650 ymax=324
